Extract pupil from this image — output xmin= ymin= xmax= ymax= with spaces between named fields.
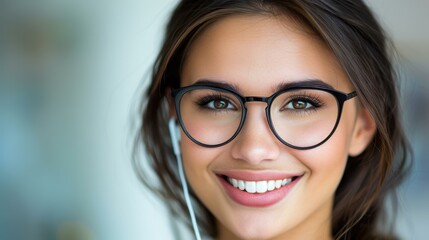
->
xmin=214 ymin=100 xmax=226 ymax=109
xmin=293 ymin=100 xmax=306 ymax=109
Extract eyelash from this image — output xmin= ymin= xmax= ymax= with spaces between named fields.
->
xmin=195 ymin=94 xmax=237 ymax=111
xmin=281 ymin=94 xmax=324 ymax=111
xmin=194 ymin=93 xmax=325 ymax=112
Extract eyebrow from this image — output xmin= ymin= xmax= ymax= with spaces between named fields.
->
xmin=191 ymin=78 xmax=335 ymax=94
xmin=273 ymin=79 xmax=335 ymax=92
xmin=192 ymin=79 xmax=241 ymax=92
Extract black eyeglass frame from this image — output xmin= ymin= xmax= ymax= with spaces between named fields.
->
xmin=172 ymin=85 xmax=357 ymax=150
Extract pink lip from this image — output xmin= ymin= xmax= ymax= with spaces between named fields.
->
xmin=216 ymin=169 xmax=300 ymax=181
xmin=215 ymin=170 xmax=302 ymax=208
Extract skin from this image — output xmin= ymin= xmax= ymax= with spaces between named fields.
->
xmin=177 ymin=14 xmax=376 ymax=240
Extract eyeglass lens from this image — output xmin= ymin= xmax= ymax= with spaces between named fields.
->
xmin=178 ymin=88 xmax=339 ymax=148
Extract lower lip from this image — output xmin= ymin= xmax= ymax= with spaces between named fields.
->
xmin=218 ymin=176 xmax=301 ymax=208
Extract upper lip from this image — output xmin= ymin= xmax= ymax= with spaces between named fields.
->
xmin=214 ymin=169 xmax=304 ymax=181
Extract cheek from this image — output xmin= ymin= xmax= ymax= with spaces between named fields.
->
xmin=302 ymin=105 xmax=356 ymax=174
xmin=180 ymin=133 xmax=221 ymax=201
xmin=181 ymin=135 xmax=209 ymax=179
xmin=297 ymin=121 xmax=352 ymax=195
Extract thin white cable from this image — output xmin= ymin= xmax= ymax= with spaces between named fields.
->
xmin=168 ymin=118 xmax=202 ymax=240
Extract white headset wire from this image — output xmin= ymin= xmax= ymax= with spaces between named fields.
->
xmin=168 ymin=118 xmax=202 ymax=240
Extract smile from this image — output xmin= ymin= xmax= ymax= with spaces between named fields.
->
xmin=226 ymin=177 xmax=296 ymax=194
xmin=216 ymin=171 xmax=302 ymax=207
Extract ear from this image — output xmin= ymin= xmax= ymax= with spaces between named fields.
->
xmin=348 ymin=107 xmax=377 ymax=157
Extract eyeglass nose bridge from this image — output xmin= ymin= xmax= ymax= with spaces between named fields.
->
xmin=243 ymin=96 xmax=270 ymax=103
xmin=241 ymin=96 xmax=273 ymax=117
xmin=239 ymin=95 xmax=274 ymax=135
xmin=240 ymin=95 xmax=272 ymax=122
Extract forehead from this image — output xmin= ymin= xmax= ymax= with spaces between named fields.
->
xmin=180 ymin=14 xmax=351 ymax=94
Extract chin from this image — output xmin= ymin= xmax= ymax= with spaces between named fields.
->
xmin=223 ymin=221 xmax=284 ymax=240
xmin=231 ymin=231 xmax=277 ymax=240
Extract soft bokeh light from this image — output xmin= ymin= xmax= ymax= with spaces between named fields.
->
xmin=0 ymin=0 xmax=427 ymax=239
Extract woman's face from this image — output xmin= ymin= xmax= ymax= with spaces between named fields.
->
xmin=178 ymin=14 xmax=373 ymax=240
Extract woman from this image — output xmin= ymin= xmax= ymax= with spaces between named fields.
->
xmin=135 ymin=0 xmax=411 ymax=239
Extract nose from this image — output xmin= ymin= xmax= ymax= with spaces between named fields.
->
xmin=230 ymin=103 xmax=280 ymax=165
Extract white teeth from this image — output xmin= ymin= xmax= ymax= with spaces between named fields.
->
xmin=245 ymin=181 xmax=256 ymax=193
xmin=231 ymin=178 xmax=238 ymax=188
xmin=267 ymin=180 xmax=275 ymax=191
xmin=238 ymin=180 xmax=245 ymax=190
xmin=227 ymin=177 xmax=294 ymax=194
xmin=275 ymin=180 xmax=282 ymax=189
xmin=256 ymin=181 xmax=267 ymax=193
xmin=282 ymin=179 xmax=287 ymax=185
xmin=283 ymin=178 xmax=291 ymax=185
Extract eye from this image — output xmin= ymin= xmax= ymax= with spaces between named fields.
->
xmin=282 ymin=96 xmax=321 ymax=111
xmin=287 ymin=99 xmax=313 ymax=110
xmin=207 ymin=99 xmax=234 ymax=109
xmin=197 ymin=95 xmax=237 ymax=111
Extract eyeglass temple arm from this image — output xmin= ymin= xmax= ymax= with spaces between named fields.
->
xmin=346 ymin=91 xmax=358 ymax=100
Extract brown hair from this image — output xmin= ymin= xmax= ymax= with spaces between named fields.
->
xmin=134 ymin=0 xmax=411 ymax=239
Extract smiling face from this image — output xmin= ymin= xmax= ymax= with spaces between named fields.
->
xmin=177 ymin=14 xmax=375 ymax=240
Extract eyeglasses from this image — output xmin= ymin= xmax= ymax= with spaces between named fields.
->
xmin=172 ymin=84 xmax=357 ymax=150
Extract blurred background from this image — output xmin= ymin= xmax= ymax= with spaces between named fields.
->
xmin=0 ymin=0 xmax=427 ymax=239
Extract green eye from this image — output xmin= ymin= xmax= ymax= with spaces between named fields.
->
xmin=209 ymin=99 xmax=231 ymax=109
xmin=197 ymin=95 xmax=237 ymax=111
xmin=286 ymin=100 xmax=313 ymax=110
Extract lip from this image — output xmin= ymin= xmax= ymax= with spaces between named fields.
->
xmin=216 ymin=169 xmax=300 ymax=181
xmin=215 ymin=170 xmax=303 ymax=207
